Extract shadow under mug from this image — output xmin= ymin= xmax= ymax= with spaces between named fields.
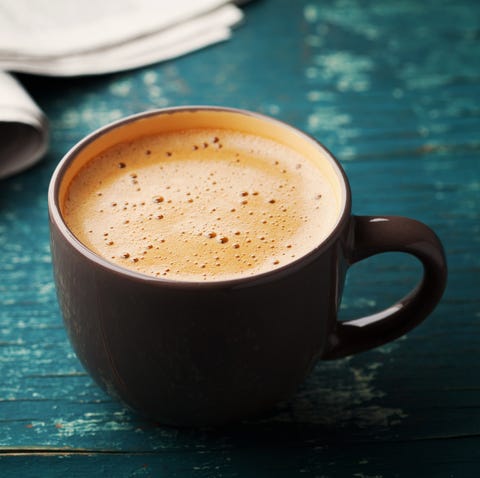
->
xmin=48 ymin=106 xmax=447 ymax=426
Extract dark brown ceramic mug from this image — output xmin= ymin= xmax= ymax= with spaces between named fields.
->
xmin=48 ymin=107 xmax=447 ymax=426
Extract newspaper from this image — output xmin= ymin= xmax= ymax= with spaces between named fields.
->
xmin=0 ymin=0 xmax=246 ymax=179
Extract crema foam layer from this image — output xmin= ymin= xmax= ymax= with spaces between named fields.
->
xmin=63 ymin=128 xmax=340 ymax=281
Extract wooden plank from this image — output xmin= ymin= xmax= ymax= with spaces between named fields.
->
xmin=1 ymin=435 xmax=479 ymax=477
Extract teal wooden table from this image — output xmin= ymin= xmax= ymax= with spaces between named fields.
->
xmin=1 ymin=0 xmax=479 ymax=476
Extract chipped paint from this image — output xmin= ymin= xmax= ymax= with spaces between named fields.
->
xmin=55 ymin=411 xmax=134 ymax=438
xmin=312 ymin=52 xmax=373 ymax=92
xmin=142 ymin=70 xmax=158 ymax=86
xmin=144 ymin=76 xmax=169 ymax=106
xmin=270 ymin=359 xmax=407 ymax=428
xmin=109 ymin=79 xmax=133 ymax=97
xmin=302 ymin=5 xmax=376 ymax=161
xmin=55 ymin=107 xmax=124 ymax=131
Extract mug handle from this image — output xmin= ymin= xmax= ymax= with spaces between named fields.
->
xmin=323 ymin=215 xmax=447 ymax=359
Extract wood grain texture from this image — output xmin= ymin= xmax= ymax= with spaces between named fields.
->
xmin=1 ymin=0 xmax=479 ymax=476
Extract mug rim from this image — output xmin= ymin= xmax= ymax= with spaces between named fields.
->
xmin=48 ymin=105 xmax=352 ymax=288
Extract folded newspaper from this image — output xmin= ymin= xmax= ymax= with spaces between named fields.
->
xmin=0 ymin=0 xmax=248 ymax=179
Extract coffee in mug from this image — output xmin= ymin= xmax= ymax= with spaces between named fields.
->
xmin=62 ymin=128 xmax=341 ymax=281
xmin=49 ymin=107 xmax=447 ymax=426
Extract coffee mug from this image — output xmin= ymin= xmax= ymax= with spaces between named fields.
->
xmin=48 ymin=106 xmax=447 ymax=426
